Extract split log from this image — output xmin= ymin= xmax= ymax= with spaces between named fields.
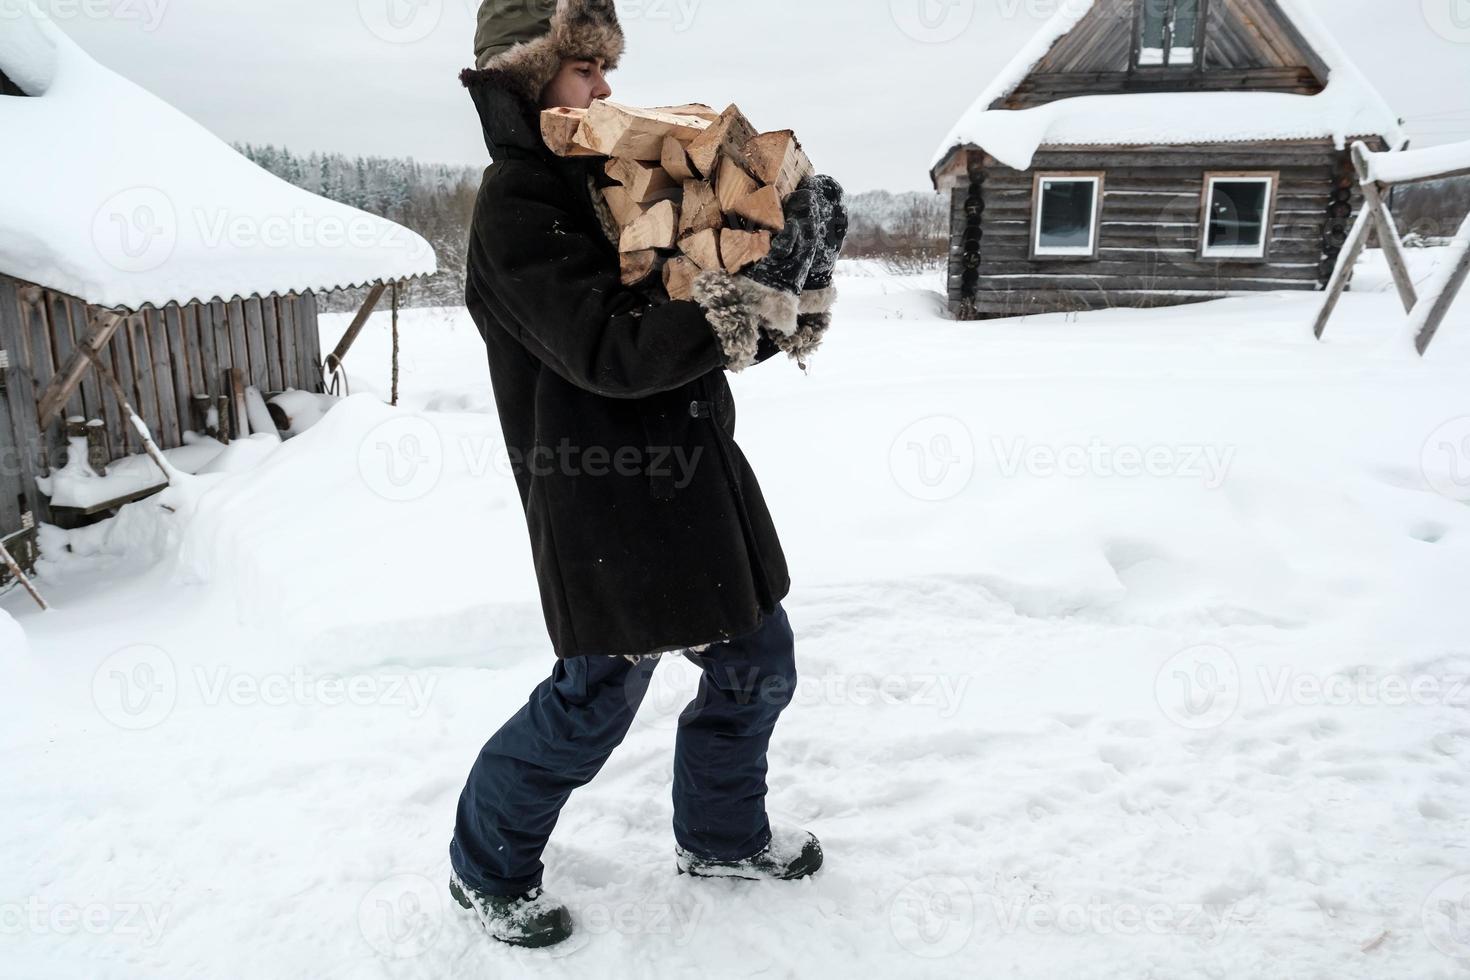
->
xmin=602 ymin=186 xmax=645 ymax=227
xmin=606 ymin=158 xmax=677 ymax=203
xmin=679 ymin=228 xmax=723 ymax=271
xmin=731 ymin=185 xmax=785 ymax=231
xmin=647 ymin=103 xmax=721 ymax=122
xmin=572 ymin=100 xmax=710 ymax=159
xmin=620 ymin=200 xmax=679 ymax=252
xmin=715 ymin=156 xmax=759 ymax=214
xmin=621 ymin=249 xmax=661 ymax=285
xmin=541 ymin=107 xmax=601 ymax=157
xmin=678 ymin=180 xmax=723 ymax=236
xmin=686 ymin=104 xmax=759 ymax=178
xmin=661 ymin=136 xmax=696 ymax=182
xmin=744 ymin=130 xmax=814 ymax=198
xmin=663 ymin=256 xmax=701 ymax=301
xmin=720 ymin=229 xmax=771 ymax=273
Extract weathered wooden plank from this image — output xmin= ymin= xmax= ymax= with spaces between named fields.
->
xmin=163 ymin=304 xmax=198 ymax=435
xmin=0 ymin=277 xmax=49 ymax=529
xmin=1313 ymin=203 xmax=1374 ymax=339
xmin=975 ymin=273 xmax=1317 ymax=292
xmin=272 ymin=296 xmax=298 ymax=392
xmin=103 ymin=311 xmax=136 ymax=455
xmin=227 ymin=297 xmax=251 ymax=387
xmin=243 ymin=297 xmax=269 ymax=392
xmin=191 ymin=301 xmax=218 ymax=398
xmin=125 ymin=313 xmax=161 ymax=439
xmin=259 ymin=295 xmax=283 ymax=393
xmin=45 ymin=292 xmax=86 ymax=422
xmin=276 ymin=296 xmax=299 ymax=390
xmin=210 ymin=298 xmax=233 ymax=383
xmin=297 ymin=292 xmax=322 ymax=393
xmin=144 ymin=307 xmax=180 ymax=448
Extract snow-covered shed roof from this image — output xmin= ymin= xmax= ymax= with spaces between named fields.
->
xmin=0 ymin=4 xmax=436 ymax=312
xmin=930 ymin=0 xmax=1406 ymax=182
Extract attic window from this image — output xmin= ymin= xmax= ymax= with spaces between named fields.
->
xmin=1137 ymin=0 xmax=1201 ymax=68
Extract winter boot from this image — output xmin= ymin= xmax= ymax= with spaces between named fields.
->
xmin=449 ymin=872 xmax=574 ymax=948
xmin=674 ymin=825 xmax=823 ymax=881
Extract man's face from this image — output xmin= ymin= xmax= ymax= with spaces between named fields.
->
xmin=540 ymin=57 xmax=612 ymax=110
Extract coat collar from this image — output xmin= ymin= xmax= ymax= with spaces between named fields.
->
xmin=460 ymin=67 xmax=552 ymax=161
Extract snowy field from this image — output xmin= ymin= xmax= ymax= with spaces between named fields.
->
xmin=4 ymin=254 xmax=1470 ymax=979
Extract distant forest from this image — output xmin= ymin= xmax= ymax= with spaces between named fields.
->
xmin=235 ymin=144 xmax=1469 ymax=311
xmin=234 ymin=144 xmax=950 ymax=308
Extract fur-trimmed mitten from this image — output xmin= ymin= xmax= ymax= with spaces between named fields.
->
xmin=765 ymin=174 xmax=847 ymax=371
xmin=691 ymin=181 xmax=821 ymax=372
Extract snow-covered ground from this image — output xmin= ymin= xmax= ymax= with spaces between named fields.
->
xmin=4 ymin=253 xmax=1470 ymax=979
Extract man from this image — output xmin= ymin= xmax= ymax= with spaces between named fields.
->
xmin=449 ymin=0 xmax=847 ymax=948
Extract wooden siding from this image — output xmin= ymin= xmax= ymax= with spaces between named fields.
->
xmin=998 ymin=0 xmax=1326 ymax=110
xmin=945 ymin=141 xmax=1366 ymax=319
xmin=0 ymin=277 xmax=325 ymax=528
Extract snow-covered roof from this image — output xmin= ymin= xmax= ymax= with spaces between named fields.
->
xmin=0 ymin=3 xmax=436 ymax=312
xmin=930 ymin=0 xmax=1406 ymax=179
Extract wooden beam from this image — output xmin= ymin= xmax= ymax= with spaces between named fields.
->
xmin=1313 ymin=203 xmax=1373 ymax=340
xmin=1413 ymin=217 xmax=1470 ymax=355
xmin=82 ymin=347 xmax=175 ymax=487
xmin=36 ymin=307 xmax=125 ymax=427
xmin=0 ymin=538 xmax=46 ymax=610
xmin=1352 ymin=143 xmax=1416 ymax=314
xmin=324 ymin=281 xmax=388 ymax=375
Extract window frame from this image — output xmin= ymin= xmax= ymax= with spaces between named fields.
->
xmin=1030 ymin=172 xmax=1106 ymax=260
xmin=1198 ymin=172 xmax=1278 ymax=261
xmin=1132 ymin=0 xmax=1207 ymax=71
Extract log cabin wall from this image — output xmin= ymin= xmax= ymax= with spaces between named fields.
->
xmin=949 ymin=140 xmax=1367 ymax=320
xmin=0 ymin=274 xmax=323 ymax=527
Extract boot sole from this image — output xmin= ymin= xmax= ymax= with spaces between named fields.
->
xmin=449 ymin=878 xmax=574 ymax=949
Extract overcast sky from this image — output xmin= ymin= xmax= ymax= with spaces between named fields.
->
xmin=53 ymin=0 xmax=1470 ymax=193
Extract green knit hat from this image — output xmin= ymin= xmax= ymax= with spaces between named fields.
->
xmin=473 ymin=0 xmax=625 ymax=105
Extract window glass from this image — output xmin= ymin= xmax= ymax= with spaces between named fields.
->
xmin=1036 ymin=178 xmax=1099 ymax=255
xmin=1138 ymin=0 xmax=1199 ymax=67
xmin=1205 ymin=178 xmax=1272 ymax=257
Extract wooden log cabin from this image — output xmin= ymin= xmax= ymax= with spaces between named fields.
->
xmin=0 ymin=9 xmax=435 ymax=585
xmin=929 ymin=0 xmax=1406 ymax=319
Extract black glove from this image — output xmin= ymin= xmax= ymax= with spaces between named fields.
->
xmin=742 ymin=178 xmax=821 ymax=296
xmin=803 ymin=174 xmax=847 ymax=292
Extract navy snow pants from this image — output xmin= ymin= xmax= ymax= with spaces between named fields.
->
xmin=450 ymin=603 xmax=798 ymax=897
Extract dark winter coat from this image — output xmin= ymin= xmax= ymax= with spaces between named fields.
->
xmin=459 ymin=70 xmax=792 ymax=659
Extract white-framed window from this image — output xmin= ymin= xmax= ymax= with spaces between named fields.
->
xmin=1137 ymin=0 xmax=1201 ymax=68
xmin=1200 ymin=173 xmax=1276 ymax=259
xmin=1032 ymin=173 xmax=1104 ymax=258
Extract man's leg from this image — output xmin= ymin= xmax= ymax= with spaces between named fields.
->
xmin=451 ymin=653 xmax=659 ymax=896
xmin=672 ymin=603 xmax=798 ymax=861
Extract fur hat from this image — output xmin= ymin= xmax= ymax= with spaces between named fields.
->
xmin=473 ymin=0 xmax=625 ymax=106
